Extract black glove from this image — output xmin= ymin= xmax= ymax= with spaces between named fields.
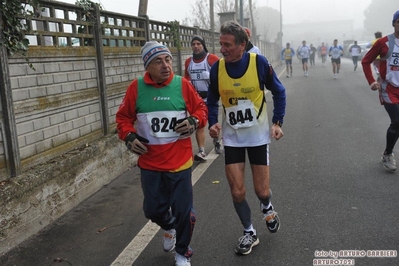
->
xmin=125 ymin=133 xmax=149 ymax=155
xmin=174 ymin=116 xmax=197 ymax=139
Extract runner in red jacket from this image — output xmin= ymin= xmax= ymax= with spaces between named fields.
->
xmin=116 ymin=41 xmax=207 ymax=266
xmin=361 ymin=10 xmax=399 ymax=172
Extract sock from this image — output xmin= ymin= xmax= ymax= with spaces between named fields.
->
xmin=244 ymin=224 xmax=254 ymax=233
xmin=233 ymin=200 xmax=252 ymax=229
xmin=261 ymin=202 xmax=272 ymax=211
xmin=259 ymin=189 xmax=272 ymax=212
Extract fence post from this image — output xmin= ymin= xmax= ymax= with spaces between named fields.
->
xmin=144 ymin=15 xmax=150 ymax=42
xmin=177 ymin=23 xmax=182 ymax=76
xmin=0 ymin=12 xmax=20 ymax=177
xmin=138 ymin=0 xmax=150 ymax=43
xmin=93 ymin=4 xmax=109 ymax=136
xmin=168 ymin=21 xmax=182 ymax=76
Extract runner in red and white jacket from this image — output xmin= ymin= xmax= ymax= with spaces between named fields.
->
xmin=362 ymin=15 xmax=399 ymax=103
xmin=361 ymin=10 xmax=399 ymax=172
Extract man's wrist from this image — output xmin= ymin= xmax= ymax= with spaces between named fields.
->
xmin=273 ymin=121 xmax=283 ymax=127
xmin=125 ymin=132 xmax=136 ymax=143
xmin=190 ymin=116 xmax=199 ymax=129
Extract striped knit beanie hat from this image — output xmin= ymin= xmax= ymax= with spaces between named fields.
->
xmin=141 ymin=41 xmax=173 ymax=68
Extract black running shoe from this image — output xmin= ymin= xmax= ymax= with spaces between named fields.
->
xmin=235 ymin=230 xmax=259 ymax=255
xmin=262 ymin=205 xmax=280 ymax=233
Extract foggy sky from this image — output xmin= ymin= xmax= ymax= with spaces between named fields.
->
xmin=58 ymin=0 xmax=373 ymax=29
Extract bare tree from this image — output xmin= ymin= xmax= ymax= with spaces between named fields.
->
xmin=215 ymin=0 xmax=236 ymax=13
xmin=248 ymin=0 xmax=254 ymax=32
xmin=187 ymin=0 xmax=211 ymax=29
xmin=253 ymin=5 xmax=280 ymax=42
xmin=184 ymin=0 xmax=249 ymax=30
xmin=183 ymin=0 xmax=282 ymax=44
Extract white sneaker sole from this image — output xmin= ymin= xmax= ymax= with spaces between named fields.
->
xmin=194 ymin=155 xmax=207 ymax=162
xmin=235 ymin=238 xmax=260 ymax=255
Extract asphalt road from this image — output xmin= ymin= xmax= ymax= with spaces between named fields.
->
xmin=2 ymin=57 xmax=399 ymax=266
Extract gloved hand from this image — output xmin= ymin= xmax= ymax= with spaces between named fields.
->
xmin=125 ymin=133 xmax=149 ymax=155
xmin=174 ymin=116 xmax=197 ymax=138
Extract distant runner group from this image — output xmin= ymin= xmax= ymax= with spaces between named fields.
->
xmin=281 ymin=39 xmax=345 ymax=79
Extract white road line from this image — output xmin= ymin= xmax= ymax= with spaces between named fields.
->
xmin=277 ymin=65 xmax=285 ymax=78
xmin=110 ymin=151 xmax=219 ymax=266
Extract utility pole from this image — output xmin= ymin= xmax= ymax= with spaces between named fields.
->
xmin=239 ymin=0 xmax=244 ymax=25
xmin=235 ymin=0 xmax=238 ymax=21
xmin=138 ymin=0 xmax=148 ymax=17
xmin=138 ymin=0 xmax=150 ymax=42
xmin=279 ymin=0 xmax=283 ymax=66
xmin=210 ymin=0 xmax=215 ymax=54
xmin=248 ymin=0 xmax=255 ymax=45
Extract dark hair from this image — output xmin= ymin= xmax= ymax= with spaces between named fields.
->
xmin=374 ymin=31 xmax=382 ymax=38
xmin=191 ymin=35 xmax=208 ymax=53
xmin=220 ymin=20 xmax=248 ymax=46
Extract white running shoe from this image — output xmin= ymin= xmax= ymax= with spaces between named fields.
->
xmin=382 ymin=153 xmax=396 ymax=172
xmin=194 ymin=150 xmax=207 ymax=162
xmin=213 ymin=139 xmax=223 ymax=154
xmin=175 ymin=253 xmax=191 ymax=266
xmin=163 ymin=229 xmax=176 ymax=252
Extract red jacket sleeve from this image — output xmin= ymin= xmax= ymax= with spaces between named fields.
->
xmin=361 ymin=36 xmax=389 ymax=85
xmin=207 ymin=53 xmax=220 ymax=66
xmin=115 ymin=80 xmax=138 ymax=141
xmin=184 ymin=58 xmax=191 ymax=80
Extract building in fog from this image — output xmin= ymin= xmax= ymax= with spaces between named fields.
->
xmin=282 ymin=19 xmax=373 ymax=49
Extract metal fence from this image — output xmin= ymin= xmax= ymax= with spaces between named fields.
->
xmin=21 ymin=0 xmax=279 ymax=57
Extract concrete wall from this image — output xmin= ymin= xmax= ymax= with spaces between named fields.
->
xmin=0 ymin=133 xmax=136 ymax=254
xmin=8 ymin=46 xmax=145 ymax=167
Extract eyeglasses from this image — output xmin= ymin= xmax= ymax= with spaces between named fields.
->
xmin=151 ymin=57 xmax=172 ymax=66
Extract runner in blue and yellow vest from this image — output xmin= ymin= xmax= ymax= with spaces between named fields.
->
xmin=281 ymin=42 xmax=295 ymax=77
xmin=207 ymin=20 xmax=286 ymax=256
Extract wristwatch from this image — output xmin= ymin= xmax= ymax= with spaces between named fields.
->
xmin=273 ymin=121 xmax=283 ymax=127
xmin=194 ymin=117 xmax=200 ymax=128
